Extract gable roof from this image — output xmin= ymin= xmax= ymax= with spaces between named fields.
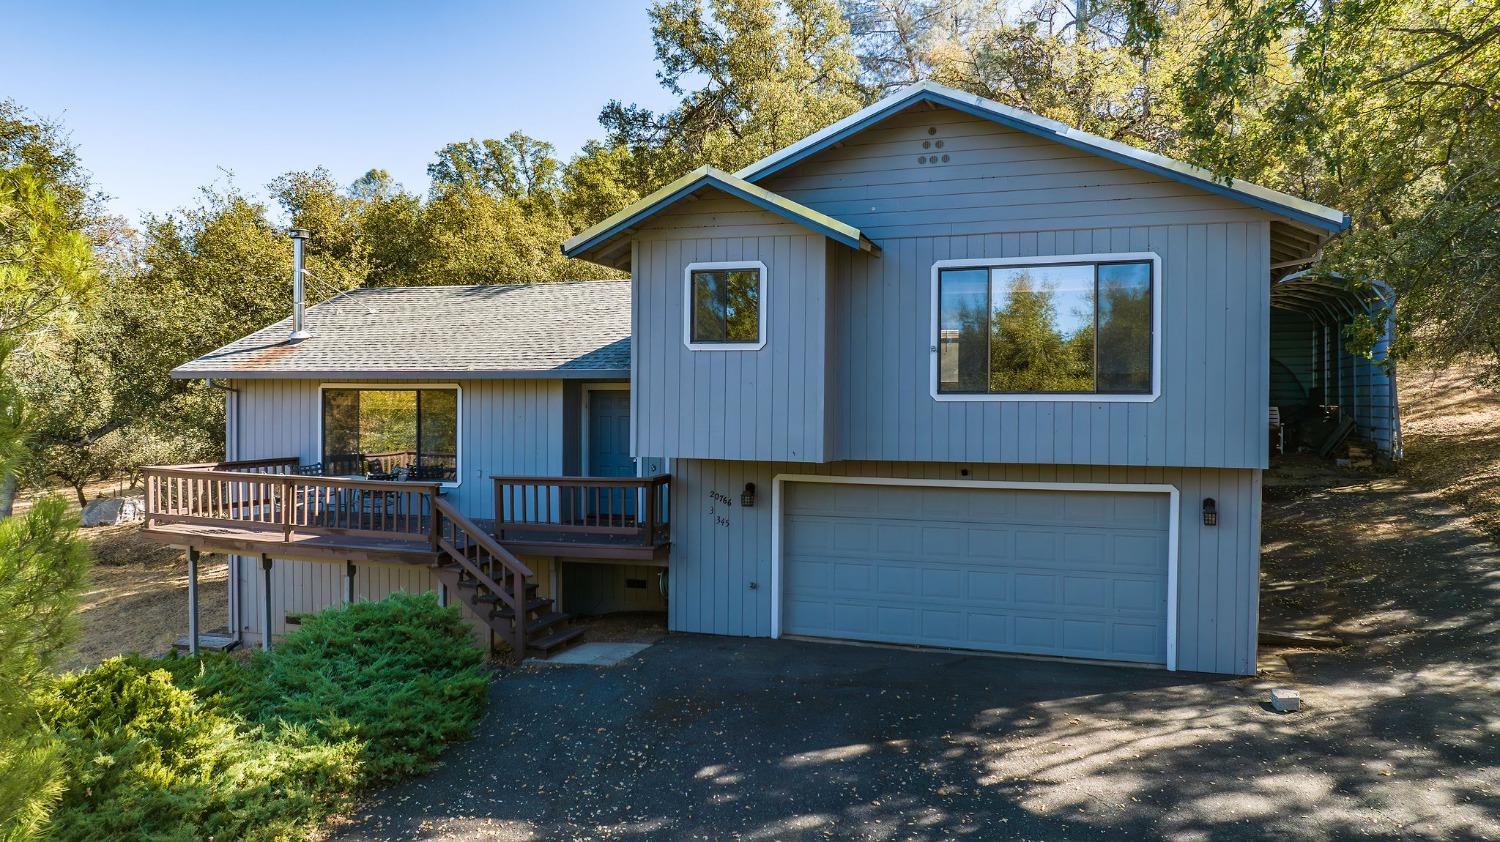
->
xmin=736 ymin=81 xmax=1349 ymax=234
xmin=173 ymin=281 xmax=631 ymax=380
xmin=561 ymin=166 xmax=879 ymax=266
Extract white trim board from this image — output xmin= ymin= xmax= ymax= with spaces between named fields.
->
xmin=929 ymin=252 xmax=1163 ymax=403
xmin=683 ymin=260 xmax=769 ymax=351
xmin=315 ymin=382 xmax=464 ymax=488
xmin=769 ymin=473 xmax=1181 ymax=671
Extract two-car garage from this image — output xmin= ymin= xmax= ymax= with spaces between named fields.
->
xmin=777 ymin=479 xmax=1176 ymax=667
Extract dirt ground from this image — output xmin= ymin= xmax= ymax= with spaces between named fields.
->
xmin=1399 ymin=361 xmax=1500 ymax=541
xmin=16 ymin=478 xmax=230 ymax=672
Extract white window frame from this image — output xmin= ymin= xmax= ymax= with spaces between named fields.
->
xmin=769 ymin=473 xmax=1182 ymax=671
xmin=683 ymin=260 xmax=768 ymax=351
xmin=316 ymin=382 xmax=464 ymax=488
xmin=929 ymin=252 xmax=1162 ymax=403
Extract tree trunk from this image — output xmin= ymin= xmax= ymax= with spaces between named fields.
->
xmin=0 ymin=472 xmax=15 ymax=519
xmin=73 ymin=483 xmax=87 ymax=509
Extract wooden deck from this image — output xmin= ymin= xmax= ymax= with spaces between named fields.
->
xmin=140 ymin=460 xmax=672 ymax=566
xmin=138 ymin=520 xmax=440 ymax=564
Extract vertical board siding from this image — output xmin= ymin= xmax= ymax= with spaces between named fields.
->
xmin=233 ymin=377 xmax=565 ymax=520
xmin=818 ymin=222 xmax=1270 ymax=468
xmin=667 ymin=458 xmax=1262 ymax=675
xmin=228 ymin=376 xmax=567 ymax=644
xmin=633 ymin=198 xmax=829 ymax=463
xmin=632 ymin=105 xmax=1278 ymax=470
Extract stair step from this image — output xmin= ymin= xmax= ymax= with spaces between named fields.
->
xmin=524 ymin=611 xmax=570 ymax=636
xmin=526 ymin=625 xmax=585 ymax=655
xmin=489 ymin=596 xmax=554 ymax=618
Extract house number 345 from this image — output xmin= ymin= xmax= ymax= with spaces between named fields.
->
xmin=707 ymin=490 xmax=733 ymax=528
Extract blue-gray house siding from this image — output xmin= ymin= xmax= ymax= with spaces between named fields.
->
xmin=621 ymin=101 xmax=1297 ymax=674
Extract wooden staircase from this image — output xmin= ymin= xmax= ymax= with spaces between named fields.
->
xmin=431 ymin=498 xmax=585 ymax=659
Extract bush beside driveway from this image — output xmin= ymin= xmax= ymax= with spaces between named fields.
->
xmin=333 ymin=475 xmax=1499 ymax=841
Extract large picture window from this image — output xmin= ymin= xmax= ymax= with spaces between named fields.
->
xmin=321 ymin=387 xmax=459 ymax=482
xmin=684 ymin=261 xmax=766 ymax=349
xmin=936 ymin=256 xmax=1155 ymax=398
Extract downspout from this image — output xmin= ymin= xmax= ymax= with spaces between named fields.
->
xmin=208 ymin=379 xmax=243 ymax=645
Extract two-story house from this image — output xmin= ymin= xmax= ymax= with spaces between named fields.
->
xmin=147 ymin=82 xmax=1378 ymax=676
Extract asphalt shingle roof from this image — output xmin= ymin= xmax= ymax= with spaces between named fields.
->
xmin=172 ymin=281 xmax=631 ymax=380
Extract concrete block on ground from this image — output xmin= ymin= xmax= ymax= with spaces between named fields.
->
xmin=535 ymin=641 xmax=652 ymax=667
xmin=1270 ymin=688 xmax=1302 ymax=712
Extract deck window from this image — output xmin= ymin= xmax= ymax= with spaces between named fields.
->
xmin=685 ymin=261 xmax=766 ymax=349
xmin=320 ymin=387 xmax=459 ymax=482
xmin=936 ymin=257 xmax=1155 ymax=397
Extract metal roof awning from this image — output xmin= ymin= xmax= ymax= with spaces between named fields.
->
xmin=1271 ymin=271 xmax=1393 ymax=324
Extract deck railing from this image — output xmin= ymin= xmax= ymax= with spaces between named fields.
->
xmin=143 ymin=458 xmax=441 ymax=545
xmin=492 ymin=474 xmax=670 ymax=548
xmin=432 ymin=497 xmax=534 ymax=652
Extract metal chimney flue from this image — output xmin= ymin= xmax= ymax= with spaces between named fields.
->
xmin=288 ymin=228 xmax=311 ymax=342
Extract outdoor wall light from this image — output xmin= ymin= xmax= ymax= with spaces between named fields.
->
xmin=741 ymin=482 xmax=757 ymax=507
xmin=1202 ymin=498 xmax=1218 ymax=527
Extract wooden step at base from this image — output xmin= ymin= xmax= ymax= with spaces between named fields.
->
xmin=490 ymin=596 xmax=554 ymax=619
xmin=526 ymin=625 xmax=586 ymax=656
xmin=525 ymin=611 xmax=571 ymax=637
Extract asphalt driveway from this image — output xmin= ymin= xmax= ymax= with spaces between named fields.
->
xmin=332 ymin=474 xmax=1498 ymax=841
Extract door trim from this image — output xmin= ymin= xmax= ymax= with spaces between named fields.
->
xmin=580 ymin=383 xmax=631 ymax=477
xmin=769 ymin=474 xmax=1181 ymax=671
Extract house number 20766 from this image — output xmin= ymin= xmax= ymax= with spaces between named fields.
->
xmin=707 ymin=490 xmax=734 ymax=528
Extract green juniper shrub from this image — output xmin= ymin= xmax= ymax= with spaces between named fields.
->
xmin=0 ymin=495 xmax=91 ymax=842
xmin=39 ymin=592 xmax=488 ymax=841
xmin=41 ymin=657 xmax=360 ymax=842
xmin=224 ymin=591 xmax=490 ymax=783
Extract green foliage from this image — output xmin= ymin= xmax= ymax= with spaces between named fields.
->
xmin=41 ymin=658 xmax=359 ymax=842
xmin=0 ymin=497 xmax=91 ymax=842
xmin=0 ymin=166 xmax=95 ymax=336
xmin=223 ymin=592 xmax=489 ymax=782
xmin=37 ymin=592 xmax=487 ymax=841
xmin=601 ymin=0 xmax=869 ymax=178
xmin=1120 ymin=0 xmax=1500 ymax=373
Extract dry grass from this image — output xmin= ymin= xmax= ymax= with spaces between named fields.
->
xmin=13 ymin=476 xmax=227 ymax=672
xmin=1399 ymin=361 xmax=1500 ymax=541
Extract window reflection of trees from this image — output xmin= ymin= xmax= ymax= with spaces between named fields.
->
xmin=938 ymin=261 xmax=1151 ymax=395
xmin=692 ymin=269 xmax=760 ymax=343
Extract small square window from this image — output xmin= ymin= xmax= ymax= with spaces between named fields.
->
xmin=686 ymin=262 xmax=764 ymax=348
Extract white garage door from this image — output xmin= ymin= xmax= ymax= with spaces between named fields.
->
xmin=781 ymin=482 xmax=1172 ymax=664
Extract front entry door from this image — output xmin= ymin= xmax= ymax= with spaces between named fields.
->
xmin=587 ymin=389 xmax=636 ymax=518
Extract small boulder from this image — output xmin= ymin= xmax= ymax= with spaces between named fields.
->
xmin=80 ymin=495 xmax=145 ymax=527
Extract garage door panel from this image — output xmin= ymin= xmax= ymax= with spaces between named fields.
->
xmin=921 ymin=567 xmax=962 ymax=598
xmin=967 ymin=570 xmax=1011 ymax=602
xmin=965 ymin=528 xmax=1012 ymax=560
xmin=876 ymin=564 xmax=916 ymax=595
xmin=1014 ymin=572 xmax=1060 ymax=606
xmin=832 ymin=562 xmax=874 ymax=592
xmin=783 ymin=483 xmax=1170 ymax=665
xmin=1063 ymin=576 xmax=1109 ymax=609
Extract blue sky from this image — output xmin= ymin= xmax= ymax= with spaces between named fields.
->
xmin=1 ymin=1 xmax=675 ymax=223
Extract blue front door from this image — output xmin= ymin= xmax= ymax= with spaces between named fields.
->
xmin=585 ymin=387 xmax=633 ymax=519
xmin=587 ymin=390 xmax=634 ymax=477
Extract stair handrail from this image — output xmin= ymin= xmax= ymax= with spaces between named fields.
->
xmin=431 ymin=496 xmax=535 ymax=653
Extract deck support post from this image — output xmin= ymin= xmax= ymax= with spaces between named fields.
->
xmin=260 ymin=554 xmax=274 ymax=652
xmin=344 ymin=561 xmax=356 ymax=606
xmin=186 ymin=547 xmax=200 ymax=656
